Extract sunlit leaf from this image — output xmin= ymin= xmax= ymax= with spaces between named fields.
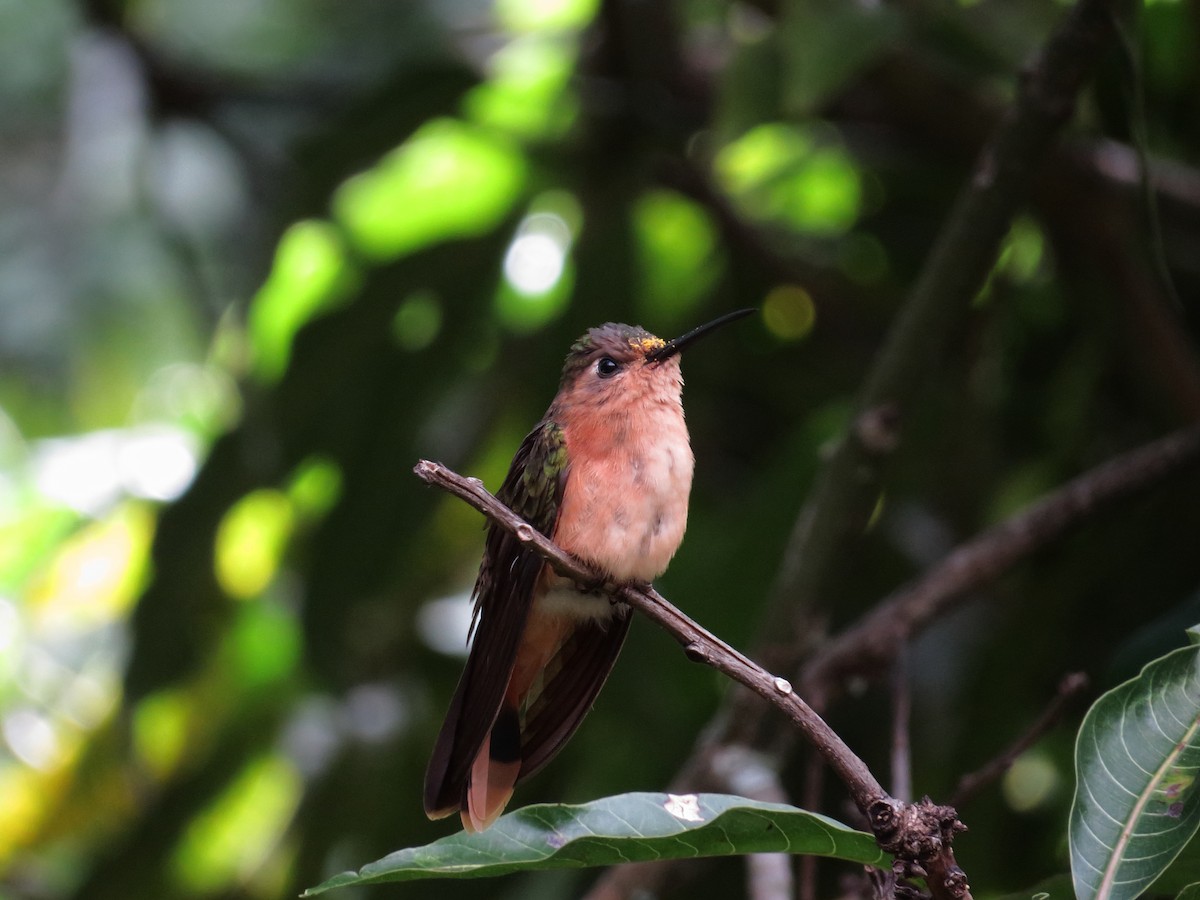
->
xmin=0 ymin=764 xmax=47 ymax=862
xmin=335 ymin=119 xmax=526 ymax=260
xmin=718 ymin=122 xmax=813 ymax=194
xmin=304 ymin=793 xmax=887 ymax=894
xmin=214 ymin=490 xmax=294 ymax=600
xmin=465 ymin=38 xmax=577 ymax=139
xmin=0 ymin=504 xmax=77 ymax=593
xmin=172 ymin=754 xmax=301 ymax=894
xmin=223 ymin=600 xmax=300 ymax=689
xmin=250 ymin=220 xmax=358 ymax=382
xmin=494 ymin=0 xmax=598 ymax=32
xmin=633 ymin=190 xmax=721 ymax=322
xmin=133 ymin=688 xmax=191 ymax=779
xmin=715 ymin=123 xmax=862 ymax=236
xmin=1070 ymin=625 xmax=1200 ymax=900
xmin=287 ymin=457 xmax=343 ymax=519
xmin=791 ymin=149 xmax=861 ymax=235
xmin=25 ymin=503 xmax=154 ymax=632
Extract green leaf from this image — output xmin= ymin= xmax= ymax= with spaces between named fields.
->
xmin=303 ymin=792 xmax=887 ymax=894
xmin=1069 ymin=625 xmax=1200 ymax=900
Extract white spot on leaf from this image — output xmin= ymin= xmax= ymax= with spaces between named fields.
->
xmin=664 ymin=794 xmax=703 ymax=822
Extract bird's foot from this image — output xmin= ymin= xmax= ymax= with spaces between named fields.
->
xmin=572 ymin=574 xmax=608 ymax=595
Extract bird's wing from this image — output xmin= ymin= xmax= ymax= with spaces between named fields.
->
xmin=516 ymin=605 xmax=632 ymax=781
xmin=423 ymin=419 xmax=568 ymax=818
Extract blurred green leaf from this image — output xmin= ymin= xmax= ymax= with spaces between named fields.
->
xmin=223 ymin=600 xmax=300 ymax=690
xmin=464 ymin=38 xmax=578 ymax=140
xmin=250 ymin=221 xmax=359 ymax=382
xmin=334 ymin=119 xmax=527 ymax=260
xmin=1070 ymin=625 xmax=1200 ymax=900
xmin=304 ymin=793 xmax=887 ymax=894
xmin=172 ymin=753 xmax=301 ymax=894
xmin=716 ymin=123 xmax=862 ymax=235
xmin=214 ymin=490 xmax=294 ymax=600
xmin=633 ymin=190 xmax=721 ymax=322
xmin=494 ymin=0 xmax=597 ymax=32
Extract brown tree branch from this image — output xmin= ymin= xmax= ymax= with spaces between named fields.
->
xmin=759 ymin=0 xmax=1135 ymax=659
xmin=413 ymin=459 xmax=972 ymax=900
xmin=950 ymin=672 xmax=1090 ymax=808
xmin=800 ymin=424 xmax=1200 ymax=704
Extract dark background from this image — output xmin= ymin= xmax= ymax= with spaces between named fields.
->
xmin=2 ymin=0 xmax=1199 ymax=897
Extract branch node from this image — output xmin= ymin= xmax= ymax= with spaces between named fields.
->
xmin=944 ymin=866 xmax=971 ymax=899
xmin=773 ymin=676 xmax=793 ymax=695
xmin=515 ymin=523 xmax=535 ymax=542
xmin=868 ymin=798 xmax=900 ymax=840
xmin=683 ymin=641 xmax=707 ymax=663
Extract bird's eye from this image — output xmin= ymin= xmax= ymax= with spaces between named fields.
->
xmin=596 ymin=357 xmax=620 ymax=378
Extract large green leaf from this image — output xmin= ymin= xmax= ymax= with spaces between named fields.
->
xmin=304 ymin=792 xmax=887 ymax=894
xmin=1070 ymin=626 xmax=1200 ymax=900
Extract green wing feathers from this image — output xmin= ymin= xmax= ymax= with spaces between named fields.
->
xmin=423 ymin=421 xmax=569 ymax=819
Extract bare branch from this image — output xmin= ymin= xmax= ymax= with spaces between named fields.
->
xmin=413 ymin=460 xmax=887 ymax=812
xmin=758 ymin=0 xmax=1136 ymax=654
xmin=800 ymin=425 xmax=1200 ymax=703
xmin=413 ymin=459 xmax=972 ymax=900
xmin=950 ymin=673 xmax=1090 ymax=808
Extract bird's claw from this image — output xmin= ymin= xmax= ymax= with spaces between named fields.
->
xmin=573 ymin=574 xmax=607 ymax=595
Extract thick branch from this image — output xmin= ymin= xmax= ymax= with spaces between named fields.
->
xmin=759 ymin=0 xmax=1133 ymax=653
xmin=413 ymin=459 xmax=971 ymax=899
xmin=801 ymin=424 xmax=1200 ymax=702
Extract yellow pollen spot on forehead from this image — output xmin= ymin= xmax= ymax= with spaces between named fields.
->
xmin=632 ymin=336 xmax=665 ymax=352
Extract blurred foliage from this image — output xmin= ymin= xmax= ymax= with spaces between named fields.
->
xmin=0 ymin=0 xmax=1199 ymax=899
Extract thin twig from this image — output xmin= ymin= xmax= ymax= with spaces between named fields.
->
xmin=413 ymin=459 xmax=972 ymax=900
xmin=798 ymin=754 xmax=825 ymax=900
xmin=890 ymin=648 xmax=913 ymax=805
xmin=950 ymin=672 xmax=1089 ymax=808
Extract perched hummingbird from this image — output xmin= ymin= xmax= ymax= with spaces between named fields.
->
xmin=424 ymin=308 xmax=754 ymax=832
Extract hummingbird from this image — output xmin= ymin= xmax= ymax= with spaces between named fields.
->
xmin=423 ymin=308 xmax=755 ymax=832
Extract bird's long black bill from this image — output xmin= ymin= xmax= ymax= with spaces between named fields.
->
xmin=644 ymin=307 xmax=756 ymax=362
